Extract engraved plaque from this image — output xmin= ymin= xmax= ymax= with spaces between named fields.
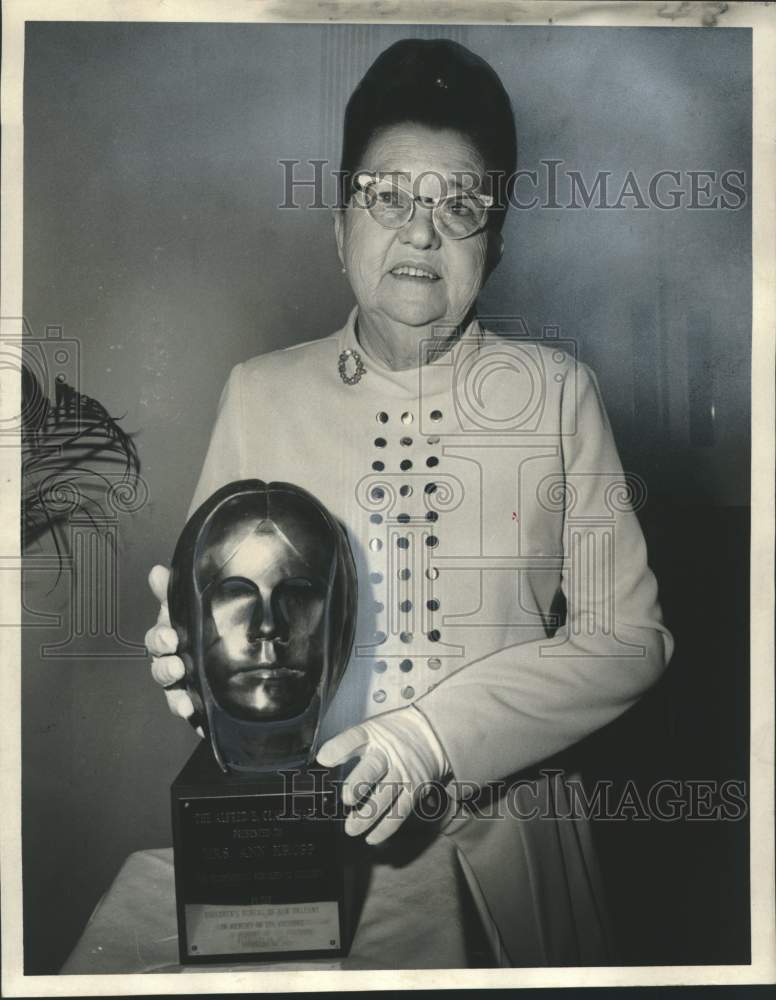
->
xmin=168 ymin=481 xmax=357 ymax=964
xmin=172 ymin=742 xmax=351 ymax=963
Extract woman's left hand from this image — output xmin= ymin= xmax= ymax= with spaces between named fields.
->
xmin=316 ymin=705 xmax=451 ymax=845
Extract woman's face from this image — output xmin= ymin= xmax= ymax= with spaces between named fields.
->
xmin=335 ymin=124 xmax=501 ymax=335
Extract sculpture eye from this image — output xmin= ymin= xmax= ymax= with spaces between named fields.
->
xmin=274 ymin=577 xmax=324 ymax=626
xmin=217 ymin=576 xmax=257 ymax=598
xmin=207 ymin=578 xmax=260 ymax=640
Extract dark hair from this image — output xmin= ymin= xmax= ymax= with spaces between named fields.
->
xmin=339 ymin=39 xmax=518 ymax=229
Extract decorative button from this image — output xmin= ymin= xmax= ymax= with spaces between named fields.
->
xmin=371 ymin=486 xmax=385 ymax=501
xmin=373 ymin=689 xmax=387 ymax=703
xmin=428 ymin=657 xmax=442 ymax=670
xmin=430 ymin=409 xmax=443 ymax=422
xmin=370 ymin=513 xmax=383 ymax=524
xmin=370 ymin=572 xmax=383 ymax=584
xmin=400 ymin=459 xmax=413 ymax=471
xmin=374 ymin=630 xmax=387 ymax=644
xmin=401 ymin=412 xmax=414 ymax=425
xmin=426 ymin=511 xmax=438 ymax=522
xmin=374 ymin=601 xmax=384 ymax=612
xmin=400 ymin=631 xmax=413 ymax=643
xmin=424 ymin=482 xmax=437 ymax=494
xmin=400 ymin=659 xmax=413 ymax=672
xmin=400 ymin=437 xmax=413 ymax=447
xmin=400 ymin=600 xmax=412 ymax=612
xmin=377 ymin=412 xmax=389 ymax=423
xmin=397 ymin=537 xmax=409 ymax=550
xmin=426 ymin=567 xmax=439 ymax=580
xmin=397 ymin=513 xmax=410 ymax=524
xmin=428 ymin=629 xmax=441 ymax=642
xmin=401 ymin=685 xmax=415 ymax=699
xmin=369 ymin=538 xmax=382 ymax=552
xmin=427 ymin=436 xmax=440 ymax=445
xmin=427 ymin=599 xmax=440 ymax=611
xmin=426 ymin=456 xmax=439 ymax=468
xmin=425 ymin=535 xmax=439 ymax=548
xmin=399 ymin=568 xmax=411 ymax=580
xmin=374 ymin=437 xmax=387 ymax=448
xmin=374 ymin=660 xmax=387 ymax=673
xmin=400 ymin=484 xmax=413 ymax=497
xmin=372 ymin=460 xmax=385 ymax=471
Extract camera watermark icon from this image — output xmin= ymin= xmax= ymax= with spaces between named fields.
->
xmin=417 ymin=318 xmax=578 ymax=437
xmin=21 ymin=469 xmax=149 ymax=659
xmin=352 ymin=318 xmax=652 ymax=679
xmin=535 ymin=470 xmax=650 ymax=657
xmin=0 ymin=317 xmax=82 ymax=443
xmin=354 ymin=471 xmax=466 ymax=662
xmin=30 ymin=470 xmax=149 ymax=658
xmin=4 ymin=316 xmax=147 ymax=657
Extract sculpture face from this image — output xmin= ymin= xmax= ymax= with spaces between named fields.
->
xmin=201 ymin=528 xmax=328 ymax=722
xmin=169 ymin=480 xmax=356 ymax=772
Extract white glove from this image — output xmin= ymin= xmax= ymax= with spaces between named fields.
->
xmin=316 ymin=705 xmax=452 ymax=846
xmin=145 ymin=564 xmax=203 ymax=736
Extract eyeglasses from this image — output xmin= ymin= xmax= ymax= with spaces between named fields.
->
xmin=352 ymin=171 xmax=494 ymax=240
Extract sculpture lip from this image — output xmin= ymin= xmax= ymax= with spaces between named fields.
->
xmin=232 ymin=665 xmax=306 ymax=679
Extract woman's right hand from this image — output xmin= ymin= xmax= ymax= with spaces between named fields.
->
xmin=146 ymin=564 xmax=202 ymax=734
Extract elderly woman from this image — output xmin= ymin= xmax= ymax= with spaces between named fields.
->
xmin=146 ymin=39 xmax=673 ymax=969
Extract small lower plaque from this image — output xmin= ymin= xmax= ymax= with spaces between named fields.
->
xmin=185 ymin=901 xmax=340 ymax=956
xmin=172 ymin=742 xmax=351 ymax=964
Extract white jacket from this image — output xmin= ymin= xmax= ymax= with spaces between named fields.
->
xmin=187 ymin=308 xmax=673 ymax=965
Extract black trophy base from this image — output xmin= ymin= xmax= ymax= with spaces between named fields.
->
xmin=171 ymin=741 xmax=352 ymax=965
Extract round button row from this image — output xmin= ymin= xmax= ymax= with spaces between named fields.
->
xmin=392 ymin=599 xmax=439 ymax=612
xmin=368 ymin=629 xmax=441 ymax=645
xmin=372 ymin=454 xmax=440 ymax=468
xmin=368 ymin=532 xmax=438 ymax=548
xmin=375 ymin=657 xmax=442 ymax=673
xmin=370 ymin=629 xmax=441 ymax=645
xmin=368 ymin=486 xmax=441 ymax=504
xmin=370 ymin=511 xmax=438 ymax=524
xmin=369 ymin=567 xmax=439 ymax=582
xmin=394 ymin=536 xmax=438 ymax=549
xmin=376 ymin=410 xmax=443 ymax=424
xmin=370 ymin=482 xmax=439 ymax=500
xmin=372 ymin=687 xmax=414 ymax=702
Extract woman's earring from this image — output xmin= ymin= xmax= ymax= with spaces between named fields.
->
xmin=341 ymin=266 xmax=347 ymax=274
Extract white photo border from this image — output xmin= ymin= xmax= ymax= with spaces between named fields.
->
xmin=1 ymin=0 xmax=773 ymax=994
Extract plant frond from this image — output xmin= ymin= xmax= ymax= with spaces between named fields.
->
xmin=20 ymin=363 xmax=142 ymax=568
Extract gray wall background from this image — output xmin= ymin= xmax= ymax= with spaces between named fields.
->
xmin=22 ymin=22 xmax=751 ymax=973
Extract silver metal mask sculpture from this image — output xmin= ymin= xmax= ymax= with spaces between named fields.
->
xmin=168 ymin=480 xmax=356 ymax=773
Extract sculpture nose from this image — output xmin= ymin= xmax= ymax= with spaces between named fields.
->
xmin=247 ymin=592 xmax=288 ymax=644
